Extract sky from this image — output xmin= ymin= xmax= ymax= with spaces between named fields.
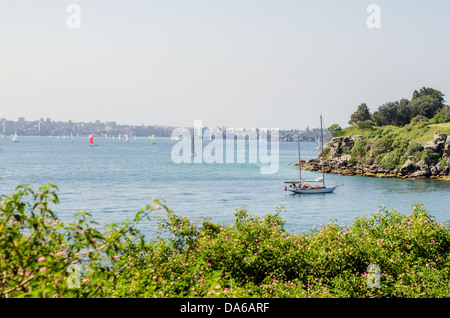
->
xmin=1 ymin=0 xmax=450 ymax=130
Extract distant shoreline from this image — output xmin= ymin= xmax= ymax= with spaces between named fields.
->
xmin=2 ymin=135 xmax=314 ymax=142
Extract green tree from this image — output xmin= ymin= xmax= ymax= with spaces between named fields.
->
xmin=327 ymin=124 xmax=342 ymax=136
xmin=412 ymin=87 xmax=445 ymax=107
xmin=348 ymin=103 xmax=372 ymax=125
xmin=358 ymin=120 xmax=375 ymax=130
xmin=372 ymin=99 xmax=411 ymax=126
xmin=429 ymin=105 xmax=450 ymax=124
xmin=410 ymin=87 xmax=445 ymax=119
xmin=410 ymin=95 xmax=444 ymax=119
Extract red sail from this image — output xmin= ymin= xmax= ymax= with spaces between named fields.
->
xmin=89 ymin=134 xmax=94 ymax=144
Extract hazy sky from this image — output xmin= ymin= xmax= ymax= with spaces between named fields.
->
xmin=1 ymin=1 xmax=450 ymax=129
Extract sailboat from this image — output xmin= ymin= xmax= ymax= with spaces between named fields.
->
xmin=71 ymin=132 xmax=74 ymax=142
xmin=190 ymin=133 xmax=196 ymax=157
xmin=312 ymin=129 xmax=321 ymax=150
xmin=126 ymin=134 xmax=129 ymax=143
xmin=89 ymin=134 xmax=98 ymax=147
xmin=284 ymin=115 xmax=343 ymax=194
xmin=12 ymin=133 xmax=19 ymax=142
xmin=151 ymin=134 xmax=155 ymax=144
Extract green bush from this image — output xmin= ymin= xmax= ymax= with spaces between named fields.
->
xmin=421 ymin=149 xmax=441 ymax=165
xmin=370 ymin=138 xmax=393 ymax=161
xmin=379 ymin=150 xmax=403 ymax=170
xmin=358 ymin=120 xmax=375 ymax=130
xmin=0 ymin=183 xmax=155 ymax=297
xmin=321 ymin=146 xmax=331 ymax=160
xmin=410 ymin=115 xmax=429 ymax=127
xmin=351 ymin=139 xmax=367 ymax=158
xmin=2 ymin=184 xmax=450 ymax=298
xmin=406 ymin=142 xmax=424 ymax=157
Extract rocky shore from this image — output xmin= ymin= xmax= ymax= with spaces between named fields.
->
xmin=297 ymin=132 xmax=450 ymax=182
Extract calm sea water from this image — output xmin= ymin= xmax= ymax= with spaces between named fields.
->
xmin=1 ymin=136 xmax=449 ymax=237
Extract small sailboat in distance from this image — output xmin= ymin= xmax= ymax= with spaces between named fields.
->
xmin=12 ymin=132 xmax=19 ymax=142
xmin=89 ymin=134 xmax=98 ymax=147
xmin=151 ymin=134 xmax=155 ymax=144
xmin=190 ymin=133 xmax=196 ymax=157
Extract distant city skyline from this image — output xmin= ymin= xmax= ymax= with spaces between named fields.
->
xmin=0 ymin=116 xmax=326 ymax=142
xmin=1 ymin=1 xmax=449 ymax=130
xmin=0 ymin=115 xmax=324 ymax=131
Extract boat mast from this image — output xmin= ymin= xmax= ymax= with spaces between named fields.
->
xmin=320 ymin=115 xmax=325 ymax=187
xmin=297 ymin=136 xmax=302 ymax=187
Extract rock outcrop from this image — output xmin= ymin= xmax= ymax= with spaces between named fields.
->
xmin=300 ymin=133 xmax=450 ymax=182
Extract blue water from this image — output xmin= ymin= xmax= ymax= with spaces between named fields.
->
xmin=0 ymin=136 xmax=449 ymax=237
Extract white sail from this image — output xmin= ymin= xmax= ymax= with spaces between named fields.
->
xmin=284 ymin=115 xmax=343 ymax=194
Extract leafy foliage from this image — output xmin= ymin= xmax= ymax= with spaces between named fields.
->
xmin=421 ymin=149 xmax=441 ymax=165
xmin=327 ymin=124 xmax=342 ymax=137
xmin=0 ymin=183 xmax=155 ymax=297
xmin=351 ymin=87 xmax=447 ymax=128
xmin=2 ymin=184 xmax=450 ymax=298
xmin=349 ymin=103 xmax=372 ymax=125
xmin=372 ymin=99 xmax=411 ymax=126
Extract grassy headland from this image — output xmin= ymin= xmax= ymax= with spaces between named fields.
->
xmin=304 ymin=88 xmax=450 ymax=181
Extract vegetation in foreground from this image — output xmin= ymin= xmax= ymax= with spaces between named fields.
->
xmin=1 ymin=183 xmax=450 ymax=298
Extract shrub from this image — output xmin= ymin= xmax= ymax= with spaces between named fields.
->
xmin=379 ymin=150 xmax=403 ymax=170
xmin=410 ymin=115 xmax=429 ymax=127
xmin=2 ymin=184 xmax=450 ymax=298
xmin=321 ymin=146 xmax=331 ymax=160
xmin=421 ymin=149 xmax=441 ymax=165
xmin=406 ymin=142 xmax=424 ymax=157
xmin=351 ymin=139 xmax=367 ymax=157
xmin=370 ymin=138 xmax=393 ymax=160
xmin=358 ymin=120 xmax=375 ymax=130
xmin=429 ymin=107 xmax=450 ymax=124
xmin=0 ymin=183 xmax=156 ymax=297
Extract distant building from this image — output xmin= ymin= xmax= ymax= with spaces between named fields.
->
xmin=3 ymin=121 xmax=14 ymax=134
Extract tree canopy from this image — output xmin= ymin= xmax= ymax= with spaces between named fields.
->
xmin=348 ymin=87 xmax=447 ymax=127
xmin=348 ymin=103 xmax=372 ymax=125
